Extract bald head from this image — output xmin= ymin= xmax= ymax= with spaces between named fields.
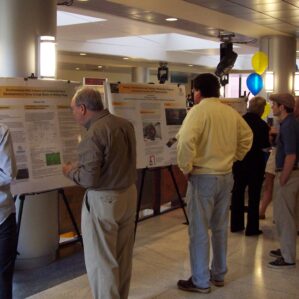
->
xmin=248 ymin=96 xmax=266 ymax=117
xmin=70 ymin=87 xmax=104 ymax=127
xmin=72 ymin=87 xmax=104 ymax=111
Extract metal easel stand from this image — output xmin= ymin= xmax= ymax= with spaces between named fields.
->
xmin=14 ymin=188 xmax=83 ymax=249
xmin=58 ymin=189 xmax=83 ymax=246
xmin=135 ymin=165 xmax=189 ymax=235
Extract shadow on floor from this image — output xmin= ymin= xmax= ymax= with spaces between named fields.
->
xmin=13 ymin=243 xmax=85 ymax=299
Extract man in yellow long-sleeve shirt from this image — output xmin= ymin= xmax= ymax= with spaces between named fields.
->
xmin=176 ymin=73 xmax=253 ymax=294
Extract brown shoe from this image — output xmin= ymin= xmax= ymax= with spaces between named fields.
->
xmin=177 ymin=277 xmax=211 ymax=293
xmin=210 ymin=278 xmax=224 ymax=287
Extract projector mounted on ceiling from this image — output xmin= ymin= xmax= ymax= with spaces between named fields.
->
xmin=215 ymin=33 xmax=238 ymax=86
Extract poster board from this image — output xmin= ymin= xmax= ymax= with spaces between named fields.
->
xmin=220 ymin=97 xmax=247 ymax=115
xmin=0 ymin=78 xmax=80 ymax=195
xmin=106 ymin=82 xmax=186 ymax=169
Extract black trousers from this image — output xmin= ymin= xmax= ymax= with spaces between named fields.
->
xmin=0 ymin=213 xmax=17 ymax=299
xmin=231 ymin=166 xmax=264 ymax=234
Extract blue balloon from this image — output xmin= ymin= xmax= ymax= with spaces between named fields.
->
xmin=246 ymin=73 xmax=263 ymax=95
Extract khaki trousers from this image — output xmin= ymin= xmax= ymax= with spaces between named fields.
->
xmin=81 ymin=184 xmax=137 ymax=299
xmin=274 ymin=170 xmax=299 ymax=264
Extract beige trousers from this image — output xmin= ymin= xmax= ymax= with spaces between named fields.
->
xmin=81 ymin=184 xmax=137 ymax=299
xmin=274 ymin=170 xmax=299 ymax=263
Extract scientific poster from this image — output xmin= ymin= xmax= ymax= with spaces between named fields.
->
xmin=0 ymin=78 xmax=80 ymax=194
xmin=220 ymin=97 xmax=247 ymax=115
xmin=106 ymin=83 xmax=187 ymax=169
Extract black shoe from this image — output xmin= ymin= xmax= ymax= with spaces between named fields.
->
xmin=245 ymin=229 xmax=262 ymax=236
xmin=268 ymin=257 xmax=295 ymax=269
xmin=177 ymin=277 xmax=211 ymax=293
xmin=269 ymin=249 xmax=282 ymax=258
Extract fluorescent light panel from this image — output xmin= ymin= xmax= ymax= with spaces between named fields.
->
xmin=57 ymin=11 xmax=106 ymax=26
xmin=39 ymin=36 xmax=56 ymax=78
xmin=265 ymin=71 xmax=274 ymax=92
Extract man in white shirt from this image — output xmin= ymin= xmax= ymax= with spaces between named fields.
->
xmin=0 ymin=124 xmax=17 ymax=299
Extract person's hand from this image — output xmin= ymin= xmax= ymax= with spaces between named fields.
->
xmin=62 ymin=162 xmax=74 ymax=176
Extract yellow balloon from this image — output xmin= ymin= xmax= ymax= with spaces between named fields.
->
xmin=262 ymin=102 xmax=271 ymax=120
xmin=252 ymin=51 xmax=268 ymax=75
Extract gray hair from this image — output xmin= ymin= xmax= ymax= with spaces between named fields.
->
xmin=72 ymin=87 xmax=104 ymax=111
xmin=248 ymin=96 xmax=266 ymax=116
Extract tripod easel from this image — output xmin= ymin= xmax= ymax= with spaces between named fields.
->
xmin=135 ymin=165 xmax=189 ymax=235
xmin=14 ymin=188 xmax=83 ymax=248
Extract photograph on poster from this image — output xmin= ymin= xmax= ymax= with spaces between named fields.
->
xmin=165 ymin=108 xmax=186 ymax=125
xmin=142 ymin=121 xmax=162 ymax=141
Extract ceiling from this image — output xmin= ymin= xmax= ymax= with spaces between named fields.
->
xmin=56 ymin=0 xmax=299 ymax=74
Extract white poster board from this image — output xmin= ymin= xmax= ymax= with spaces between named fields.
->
xmin=220 ymin=97 xmax=247 ymax=115
xmin=0 ymin=78 xmax=80 ymax=195
xmin=106 ymin=82 xmax=186 ymax=169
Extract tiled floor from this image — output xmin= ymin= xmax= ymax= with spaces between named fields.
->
xmin=22 ymin=206 xmax=299 ymax=298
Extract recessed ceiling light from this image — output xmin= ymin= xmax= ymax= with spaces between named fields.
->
xmin=75 ymin=67 xmax=80 ymax=70
xmin=80 ymin=53 xmax=86 ymax=56
xmin=123 ymin=57 xmax=129 ymax=60
xmin=297 ymin=50 xmax=299 ymax=53
xmin=97 ymin=65 xmax=102 ymax=68
xmin=77 ymin=0 xmax=89 ymax=2
xmin=188 ymin=64 xmax=193 ymax=67
xmin=166 ymin=17 xmax=178 ymax=22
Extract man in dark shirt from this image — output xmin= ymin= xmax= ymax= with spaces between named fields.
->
xmin=268 ymin=93 xmax=299 ymax=268
xmin=63 ymin=87 xmax=137 ymax=299
xmin=231 ymin=96 xmax=270 ymax=236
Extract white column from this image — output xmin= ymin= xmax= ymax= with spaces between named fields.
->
xmin=0 ymin=0 xmax=59 ymax=269
xmin=132 ymin=67 xmax=150 ymax=83
xmin=0 ymin=0 xmax=56 ymax=77
xmin=15 ymin=191 xmax=59 ymax=269
xmin=260 ymin=36 xmax=296 ymax=93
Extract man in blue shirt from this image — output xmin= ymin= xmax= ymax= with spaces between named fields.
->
xmin=0 ymin=124 xmax=17 ymax=299
xmin=268 ymin=93 xmax=299 ymax=268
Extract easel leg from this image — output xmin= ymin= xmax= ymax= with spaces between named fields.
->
xmin=168 ymin=166 xmax=189 ymax=224
xmin=59 ymin=189 xmax=83 ymax=246
xmin=153 ymin=168 xmax=161 ymax=215
xmin=135 ymin=168 xmax=146 ymax=236
xmin=16 ymin=194 xmax=25 ymax=249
